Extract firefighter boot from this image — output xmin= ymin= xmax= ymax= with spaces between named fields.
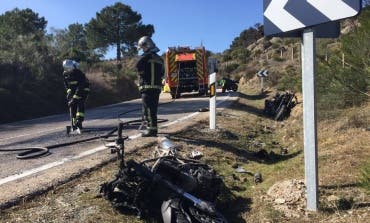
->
xmin=75 ymin=120 xmax=83 ymax=133
xmin=76 ymin=120 xmax=83 ymax=129
xmin=141 ymin=129 xmax=157 ymax=137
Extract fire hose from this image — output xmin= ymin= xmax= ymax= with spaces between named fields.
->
xmin=0 ymin=96 xmax=179 ymax=159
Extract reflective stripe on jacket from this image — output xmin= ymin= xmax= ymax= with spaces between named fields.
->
xmin=63 ymin=69 xmax=90 ymax=98
xmin=136 ymin=52 xmax=164 ymax=92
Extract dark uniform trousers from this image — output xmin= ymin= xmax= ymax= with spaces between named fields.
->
xmin=141 ymin=89 xmax=160 ymax=132
xmin=70 ymin=95 xmax=87 ymax=128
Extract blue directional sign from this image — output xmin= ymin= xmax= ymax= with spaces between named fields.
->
xmin=264 ymin=0 xmax=361 ymax=37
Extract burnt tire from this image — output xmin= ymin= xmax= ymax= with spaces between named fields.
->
xmin=231 ymin=84 xmax=238 ymax=92
xmin=187 ymin=205 xmax=227 ymax=223
xmin=174 ymin=210 xmax=190 ymax=223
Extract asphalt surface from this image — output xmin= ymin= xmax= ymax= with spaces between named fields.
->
xmin=0 ymin=91 xmax=237 ymax=207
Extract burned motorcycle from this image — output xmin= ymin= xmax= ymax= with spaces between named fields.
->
xmin=101 ymin=123 xmax=227 ymax=223
xmin=264 ymin=91 xmax=298 ymax=121
xmin=220 ymin=78 xmax=238 ymax=93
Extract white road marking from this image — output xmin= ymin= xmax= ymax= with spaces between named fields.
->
xmin=0 ymin=127 xmax=62 ymax=142
xmin=0 ymin=94 xmax=233 ymax=186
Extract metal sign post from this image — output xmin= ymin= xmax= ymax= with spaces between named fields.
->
xmin=260 ymin=77 xmax=265 ymax=93
xmin=302 ymin=28 xmax=318 ymax=211
xmin=263 ymin=0 xmax=362 ymax=212
xmin=209 ymin=72 xmax=216 ymax=130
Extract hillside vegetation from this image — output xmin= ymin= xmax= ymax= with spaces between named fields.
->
xmin=219 ymin=7 xmax=369 ymax=119
xmin=0 ymin=3 xmax=147 ymax=124
xmin=1 ymin=3 xmax=368 ymax=124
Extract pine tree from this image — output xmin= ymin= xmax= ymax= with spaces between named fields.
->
xmin=86 ymin=2 xmax=154 ymax=61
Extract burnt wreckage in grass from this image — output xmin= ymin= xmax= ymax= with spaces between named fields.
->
xmin=264 ymin=91 xmax=298 ymax=121
xmin=100 ymin=123 xmax=228 ymax=223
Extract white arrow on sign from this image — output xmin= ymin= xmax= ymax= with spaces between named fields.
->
xmin=264 ymin=0 xmax=305 ymax=33
xmin=307 ymin=0 xmax=358 ymax=21
xmin=264 ymin=0 xmax=361 ymax=36
xmin=257 ymin=70 xmax=269 ymax=77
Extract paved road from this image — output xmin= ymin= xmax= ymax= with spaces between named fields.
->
xmin=0 ymin=91 xmax=237 ymax=189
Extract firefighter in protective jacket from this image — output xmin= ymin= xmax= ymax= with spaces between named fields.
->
xmin=63 ymin=59 xmax=90 ymax=132
xmin=136 ymin=36 xmax=164 ymax=137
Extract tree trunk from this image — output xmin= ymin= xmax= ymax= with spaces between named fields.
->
xmin=116 ymin=42 xmax=121 ymax=61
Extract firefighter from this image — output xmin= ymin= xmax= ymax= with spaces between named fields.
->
xmin=220 ymin=77 xmax=238 ymax=93
xmin=136 ymin=36 xmax=164 ymax=137
xmin=220 ymin=77 xmax=232 ymax=93
xmin=62 ymin=59 xmax=90 ymax=133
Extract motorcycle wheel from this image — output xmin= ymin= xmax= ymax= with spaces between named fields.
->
xmin=231 ymin=84 xmax=238 ymax=92
xmin=186 ymin=205 xmax=228 ymax=223
xmin=275 ymin=104 xmax=287 ymax=121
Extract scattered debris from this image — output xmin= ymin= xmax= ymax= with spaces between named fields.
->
xmin=235 ymin=166 xmax=249 ymax=174
xmin=234 ymin=166 xmax=262 ymax=184
xmin=253 ymin=172 xmax=262 ymax=184
xmin=280 ymin=147 xmax=288 ymax=155
xmin=198 ymin=107 xmax=209 ymax=112
xmin=153 ymin=137 xmax=180 ymax=157
xmin=188 ymin=150 xmax=203 ymax=159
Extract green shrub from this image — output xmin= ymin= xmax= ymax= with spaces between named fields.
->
xmin=273 ymin=56 xmax=285 ymax=62
xmin=224 ymin=63 xmax=239 ymax=73
xmin=276 ymin=72 xmax=301 ymax=92
xmin=359 ymin=162 xmax=370 ymax=193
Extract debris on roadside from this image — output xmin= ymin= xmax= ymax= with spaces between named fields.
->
xmin=280 ymin=147 xmax=288 ymax=155
xmin=188 ymin=150 xmax=203 ymax=159
xmin=253 ymin=172 xmax=262 ymax=184
xmin=153 ymin=136 xmax=181 ymax=157
xmin=234 ymin=166 xmax=263 ymax=184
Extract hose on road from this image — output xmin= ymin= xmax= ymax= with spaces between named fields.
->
xmin=0 ymin=93 xmax=202 ymax=159
xmin=0 ymin=107 xmax=170 ymax=159
xmin=0 ymin=127 xmax=118 ymax=159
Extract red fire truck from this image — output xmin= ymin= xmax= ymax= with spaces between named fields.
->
xmin=165 ymin=46 xmax=208 ymax=99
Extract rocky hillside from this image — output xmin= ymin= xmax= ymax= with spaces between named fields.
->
xmin=220 ymin=7 xmax=369 ymax=117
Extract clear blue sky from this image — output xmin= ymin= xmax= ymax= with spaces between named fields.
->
xmin=0 ymin=0 xmax=263 ymax=58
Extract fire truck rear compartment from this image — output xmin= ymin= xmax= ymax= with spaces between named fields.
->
xmin=178 ymin=61 xmax=199 ymax=92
